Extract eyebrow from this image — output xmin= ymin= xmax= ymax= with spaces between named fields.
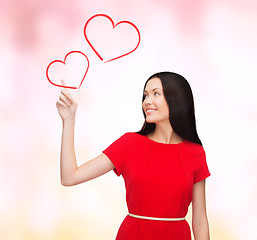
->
xmin=144 ymin=88 xmax=162 ymax=93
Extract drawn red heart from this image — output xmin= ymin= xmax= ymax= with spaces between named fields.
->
xmin=46 ymin=51 xmax=89 ymax=89
xmin=84 ymin=14 xmax=141 ymax=63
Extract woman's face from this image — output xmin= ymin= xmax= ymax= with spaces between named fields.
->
xmin=142 ymin=77 xmax=169 ymax=124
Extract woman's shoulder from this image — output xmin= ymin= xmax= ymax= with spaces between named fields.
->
xmin=109 ymin=132 xmax=145 ymax=149
xmin=122 ymin=132 xmax=145 ymax=141
xmin=183 ymin=139 xmax=205 ymax=155
xmin=119 ymin=132 xmax=149 ymax=144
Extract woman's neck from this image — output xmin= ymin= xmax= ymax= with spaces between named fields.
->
xmin=148 ymin=122 xmax=183 ymax=144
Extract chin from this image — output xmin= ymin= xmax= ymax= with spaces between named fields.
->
xmin=145 ymin=117 xmax=157 ymax=123
xmin=146 ymin=116 xmax=168 ymax=124
xmin=146 ymin=120 xmax=155 ymax=123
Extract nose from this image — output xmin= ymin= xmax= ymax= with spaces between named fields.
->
xmin=145 ymin=94 xmax=154 ymax=103
xmin=143 ymin=98 xmax=149 ymax=105
xmin=143 ymin=95 xmax=153 ymax=107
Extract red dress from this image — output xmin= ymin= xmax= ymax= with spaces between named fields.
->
xmin=103 ymin=132 xmax=211 ymax=240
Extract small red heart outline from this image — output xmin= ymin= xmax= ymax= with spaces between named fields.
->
xmin=46 ymin=51 xmax=89 ymax=89
xmin=84 ymin=14 xmax=141 ymax=63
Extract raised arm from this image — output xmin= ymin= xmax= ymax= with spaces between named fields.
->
xmin=56 ymin=80 xmax=115 ymax=186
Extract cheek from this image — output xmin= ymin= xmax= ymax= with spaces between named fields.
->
xmin=158 ymin=101 xmax=169 ymax=117
xmin=157 ymin=98 xmax=169 ymax=110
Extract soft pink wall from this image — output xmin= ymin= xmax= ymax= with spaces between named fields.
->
xmin=0 ymin=0 xmax=256 ymax=239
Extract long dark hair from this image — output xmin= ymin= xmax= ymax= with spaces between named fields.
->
xmin=136 ymin=72 xmax=203 ymax=146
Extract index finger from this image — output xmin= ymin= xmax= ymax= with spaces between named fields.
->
xmin=61 ymin=79 xmax=66 ymax=87
xmin=60 ymin=80 xmax=71 ymax=98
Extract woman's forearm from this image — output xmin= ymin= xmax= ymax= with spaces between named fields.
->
xmin=60 ymin=119 xmax=77 ymax=186
xmin=192 ymin=218 xmax=210 ymax=240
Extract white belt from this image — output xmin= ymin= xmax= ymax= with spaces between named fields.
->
xmin=128 ymin=213 xmax=185 ymax=221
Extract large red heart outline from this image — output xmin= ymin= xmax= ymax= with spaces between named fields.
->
xmin=84 ymin=14 xmax=141 ymax=63
xmin=46 ymin=51 xmax=89 ymax=89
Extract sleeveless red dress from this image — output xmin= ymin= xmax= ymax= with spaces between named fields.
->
xmin=103 ymin=132 xmax=210 ymax=240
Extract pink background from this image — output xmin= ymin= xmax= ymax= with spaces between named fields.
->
xmin=0 ymin=0 xmax=257 ymax=239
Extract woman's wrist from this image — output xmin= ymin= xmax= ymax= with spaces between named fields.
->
xmin=62 ymin=118 xmax=76 ymax=126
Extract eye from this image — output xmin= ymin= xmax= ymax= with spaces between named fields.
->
xmin=154 ymin=92 xmax=160 ymax=96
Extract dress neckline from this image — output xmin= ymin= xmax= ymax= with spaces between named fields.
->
xmin=134 ymin=132 xmax=184 ymax=146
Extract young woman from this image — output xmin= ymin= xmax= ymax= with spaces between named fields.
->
xmin=56 ymin=72 xmax=211 ymax=240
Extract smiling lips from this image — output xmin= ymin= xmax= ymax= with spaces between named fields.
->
xmin=146 ymin=108 xmax=157 ymax=115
